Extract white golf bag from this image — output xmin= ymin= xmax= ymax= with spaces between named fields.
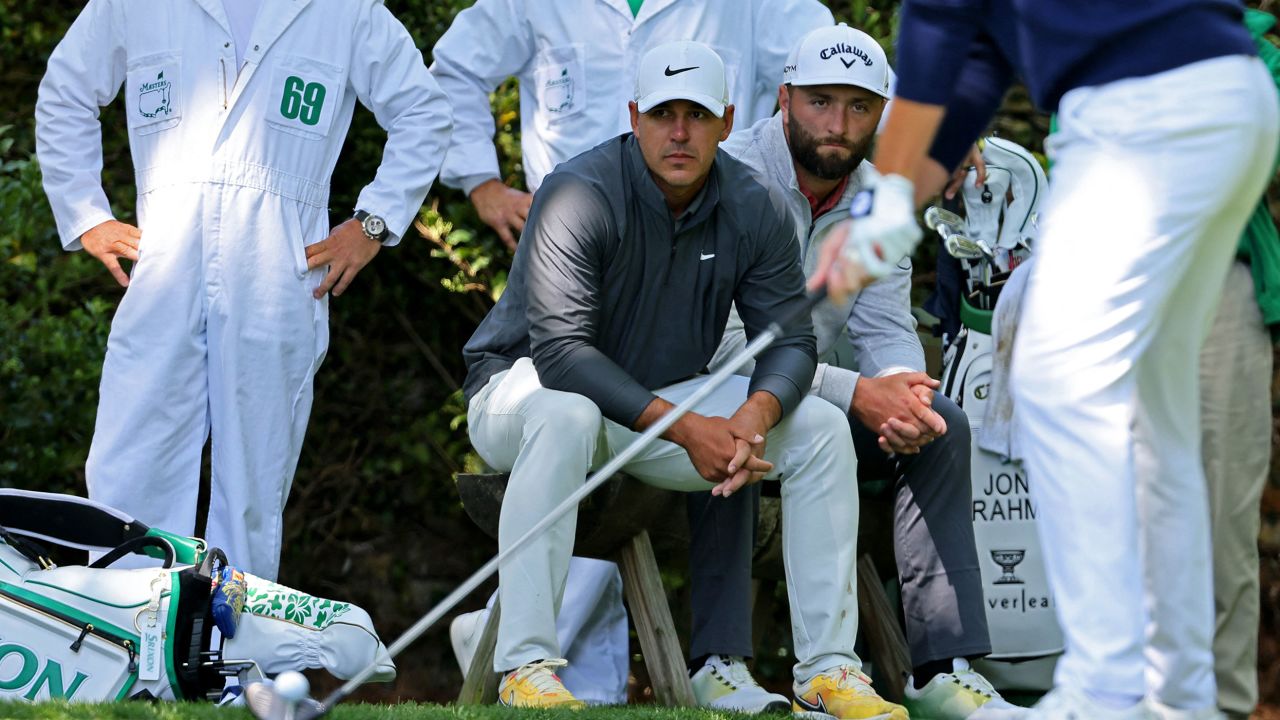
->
xmin=0 ymin=489 xmax=394 ymax=703
xmin=935 ymin=138 xmax=1063 ymax=684
xmin=940 ymin=312 xmax=1063 ymax=662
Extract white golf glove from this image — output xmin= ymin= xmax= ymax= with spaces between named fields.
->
xmin=841 ymin=171 xmax=922 ymax=279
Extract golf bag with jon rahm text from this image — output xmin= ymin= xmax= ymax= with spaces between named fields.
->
xmin=0 ymin=489 xmax=395 ymax=703
xmin=933 ymin=138 xmax=1063 ymax=684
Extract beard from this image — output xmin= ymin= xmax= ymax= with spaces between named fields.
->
xmin=787 ymin=109 xmax=872 ymax=181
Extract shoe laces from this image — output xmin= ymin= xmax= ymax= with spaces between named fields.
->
xmin=712 ymin=655 xmax=764 ymax=690
xmin=950 ymin=667 xmax=999 ymax=700
xmin=511 ymin=658 xmax=571 ymax=694
xmin=829 ymin=666 xmax=877 ymax=696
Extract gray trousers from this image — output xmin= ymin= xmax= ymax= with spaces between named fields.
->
xmin=687 ymin=486 xmax=759 ymax=660
xmin=688 ymin=391 xmax=991 ymax=667
xmin=850 ymin=393 xmax=991 ymax=665
xmin=1201 ymin=261 xmax=1271 ymax=720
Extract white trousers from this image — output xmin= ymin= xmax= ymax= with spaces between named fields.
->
xmin=1011 ymin=55 xmax=1279 ymax=709
xmin=468 ymin=357 xmax=861 ymax=682
xmin=460 ymin=558 xmax=629 ymax=704
xmin=86 ymin=183 xmax=330 ymax=581
xmin=1201 ymin=262 xmax=1272 ymax=719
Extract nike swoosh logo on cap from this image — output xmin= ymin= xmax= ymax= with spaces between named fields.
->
xmin=665 ymin=65 xmax=698 ymax=76
xmin=700 ymin=253 xmax=716 ymax=260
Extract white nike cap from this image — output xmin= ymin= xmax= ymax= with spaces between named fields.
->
xmin=635 ymin=40 xmax=729 ymax=118
xmin=783 ymin=23 xmax=891 ymax=99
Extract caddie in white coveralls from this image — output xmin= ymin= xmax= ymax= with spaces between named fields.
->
xmin=35 ymin=0 xmax=452 ymax=581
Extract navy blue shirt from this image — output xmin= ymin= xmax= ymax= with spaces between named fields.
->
xmin=896 ymin=0 xmax=1255 ymax=169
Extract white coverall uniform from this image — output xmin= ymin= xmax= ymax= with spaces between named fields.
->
xmin=431 ymin=0 xmax=834 ymax=194
xmin=36 ymin=0 xmax=452 ymax=581
xmin=430 ymin=1 xmax=832 ymax=701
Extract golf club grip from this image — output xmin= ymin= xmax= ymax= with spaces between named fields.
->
xmin=317 ymin=287 xmax=828 ymax=711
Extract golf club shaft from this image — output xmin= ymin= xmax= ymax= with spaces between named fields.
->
xmin=318 ymin=289 xmax=827 ymax=710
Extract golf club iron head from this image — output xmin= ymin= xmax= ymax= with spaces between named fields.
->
xmin=925 ymin=206 xmax=990 ymax=260
xmin=924 ymin=205 xmax=963 ymax=235
xmin=245 ymin=681 xmax=326 ymax=720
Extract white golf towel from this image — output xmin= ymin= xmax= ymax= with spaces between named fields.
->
xmin=977 ymin=256 xmax=1036 ymax=462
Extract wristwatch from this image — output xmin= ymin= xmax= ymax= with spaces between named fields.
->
xmin=353 ymin=210 xmax=389 ymax=243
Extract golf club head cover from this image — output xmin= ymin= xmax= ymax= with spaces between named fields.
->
xmin=961 ymin=164 xmax=1011 ymax=251
xmin=211 ymin=565 xmax=247 ymax=638
xmin=222 ymin=574 xmax=396 ymax=683
xmin=841 ymin=171 xmax=922 ymax=278
xmin=983 ymin=137 xmax=1047 ymax=251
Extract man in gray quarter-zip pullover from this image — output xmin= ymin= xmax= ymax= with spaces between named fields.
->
xmin=462 ymin=41 xmax=904 ymax=719
xmin=710 ymin=25 xmax=1022 ymax=720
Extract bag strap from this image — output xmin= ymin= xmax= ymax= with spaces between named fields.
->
xmin=0 ymin=528 xmax=55 ymax=569
xmin=0 ymin=490 xmax=206 ymax=565
xmin=89 ymin=535 xmax=177 ymax=570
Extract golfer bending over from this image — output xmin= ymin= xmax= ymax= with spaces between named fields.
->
xmin=461 ymin=41 xmax=902 ymax=719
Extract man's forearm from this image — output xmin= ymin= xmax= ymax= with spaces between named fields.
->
xmin=916 ymin=157 xmax=955 ymax=208
xmin=634 ymin=396 xmax=686 ymax=441
xmin=531 ymin=342 xmax=656 ymax=427
xmin=634 ymin=388 xmax=779 ymax=441
xmin=749 ymin=343 xmax=817 ymax=419
xmin=736 ymin=390 xmax=783 ymax=431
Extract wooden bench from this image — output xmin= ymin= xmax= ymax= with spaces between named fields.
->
xmin=453 ymin=472 xmax=911 ymax=706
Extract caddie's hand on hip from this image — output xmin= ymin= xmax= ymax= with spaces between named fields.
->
xmin=80 ymin=219 xmax=141 ymax=288
xmin=306 ymin=218 xmax=381 ymax=299
xmin=470 ymin=179 xmax=532 ymax=251
xmin=808 ymin=172 xmax=921 ymax=305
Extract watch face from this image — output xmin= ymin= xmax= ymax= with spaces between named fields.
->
xmin=364 ymin=216 xmax=386 ymax=237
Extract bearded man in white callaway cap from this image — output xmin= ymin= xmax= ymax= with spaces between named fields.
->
xmin=715 ymin=23 xmax=1026 ymax=719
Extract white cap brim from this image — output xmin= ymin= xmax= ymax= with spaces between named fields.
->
xmin=786 ymin=76 xmax=891 ymax=99
xmin=636 ymin=90 xmax=726 ymax=117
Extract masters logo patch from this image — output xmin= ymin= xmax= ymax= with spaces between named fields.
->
xmin=138 ymin=71 xmax=173 ymax=119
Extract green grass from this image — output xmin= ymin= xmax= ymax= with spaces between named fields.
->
xmin=0 ymin=703 xmax=757 ymax=720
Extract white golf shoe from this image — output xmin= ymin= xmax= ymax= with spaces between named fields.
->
xmin=903 ymin=658 xmax=1028 ymax=719
xmin=1029 ymin=686 xmax=1151 ymax=720
xmin=449 ymin=608 xmax=487 ymax=672
xmin=690 ymin=655 xmax=791 ymax=713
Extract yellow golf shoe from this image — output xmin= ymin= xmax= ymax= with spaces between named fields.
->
xmin=498 ymin=658 xmax=586 ymax=709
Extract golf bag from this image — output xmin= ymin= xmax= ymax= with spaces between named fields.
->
xmin=935 ymin=138 xmax=1064 ymax=669
xmin=940 ymin=311 xmax=1063 ymax=662
xmin=0 ymin=490 xmax=394 ymax=703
